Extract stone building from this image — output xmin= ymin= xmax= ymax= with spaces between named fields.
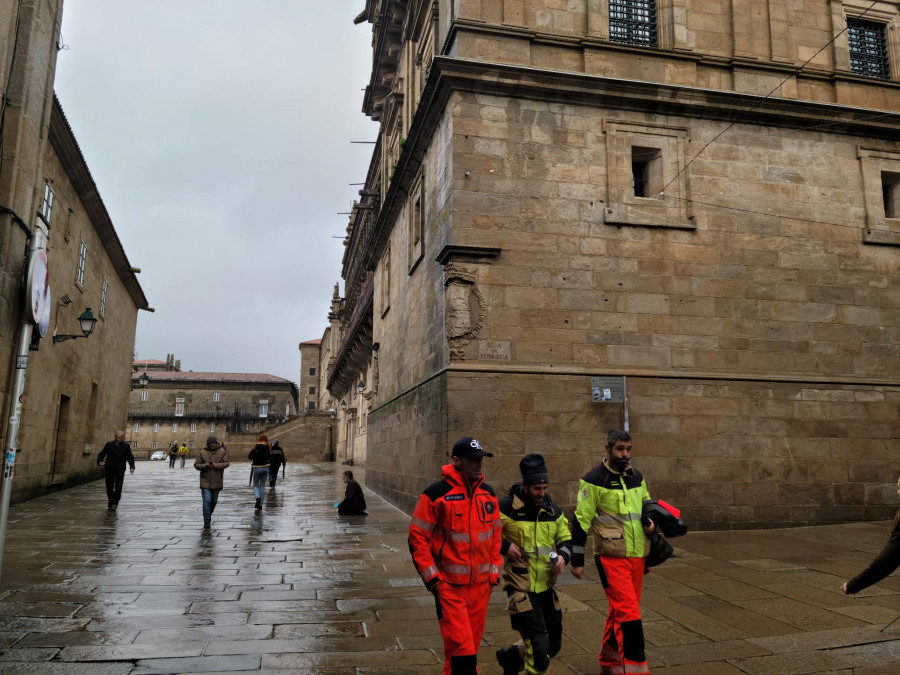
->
xmin=126 ymin=360 xmax=299 ymax=455
xmin=298 ymin=339 xmax=322 ymax=412
xmin=0 ymin=0 xmax=149 ymax=505
xmin=328 ymin=0 xmax=900 ymax=528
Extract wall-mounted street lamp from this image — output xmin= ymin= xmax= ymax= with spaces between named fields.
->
xmin=52 ymin=307 xmax=98 ymax=343
xmin=340 ymin=399 xmax=347 ymax=410
xmin=131 ymin=372 xmax=150 ymax=390
xmin=357 ymin=380 xmax=365 ymax=396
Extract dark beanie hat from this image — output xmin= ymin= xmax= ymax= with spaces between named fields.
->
xmin=520 ymin=453 xmax=549 ymax=485
xmin=206 ymin=435 xmax=218 ymax=445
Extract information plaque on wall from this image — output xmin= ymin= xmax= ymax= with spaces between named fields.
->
xmin=590 ymin=376 xmax=625 ymax=403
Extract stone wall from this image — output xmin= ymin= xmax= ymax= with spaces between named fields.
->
xmin=227 ymin=412 xmax=335 ymax=464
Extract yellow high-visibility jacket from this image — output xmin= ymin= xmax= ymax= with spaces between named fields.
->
xmin=499 ymin=484 xmax=572 ymax=594
xmin=572 ymin=460 xmax=651 ymax=566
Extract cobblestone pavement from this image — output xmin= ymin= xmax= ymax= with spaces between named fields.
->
xmin=0 ymin=460 xmax=899 ymax=674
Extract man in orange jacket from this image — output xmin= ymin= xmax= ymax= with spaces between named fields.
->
xmin=408 ymin=437 xmax=503 ymax=675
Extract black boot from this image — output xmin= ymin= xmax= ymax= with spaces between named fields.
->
xmin=255 ymin=498 xmax=261 ymax=510
xmin=496 ymin=645 xmax=524 ymax=675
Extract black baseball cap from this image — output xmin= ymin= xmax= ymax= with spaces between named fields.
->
xmin=452 ymin=437 xmax=493 ymax=459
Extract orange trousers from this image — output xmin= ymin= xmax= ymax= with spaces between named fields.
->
xmin=433 ymin=581 xmax=492 ymax=675
xmin=597 ymin=556 xmax=649 ymax=675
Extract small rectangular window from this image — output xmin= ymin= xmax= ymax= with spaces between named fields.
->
xmin=308 ymin=386 xmax=316 ymax=395
xmin=153 ymin=423 xmax=159 ymax=433
xmin=189 ymin=441 xmax=195 ymax=449
xmin=152 ymin=441 xmax=158 ymax=449
xmin=308 ymin=402 xmax=316 ymax=410
xmin=209 ymin=423 xmax=215 ymax=433
xmin=76 ymin=241 xmax=87 ymax=285
xmin=131 ymin=440 xmax=137 ymax=449
xmin=99 ymin=278 xmax=109 ymax=316
xmin=882 ymin=171 xmax=900 ymax=218
xmin=190 ymin=423 xmax=197 ymax=432
xmin=609 ymin=0 xmax=657 ymax=47
xmin=259 ymin=399 xmax=269 ymax=418
xmin=213 ymin=392 xmax=220 ymax=402
xmin=40 ymin=181 xmax=54 ymax=224
xmin=172 ymin=422 xmax=178 ymax=432
xmin=632 ymin=146 xmax=662 ymax=198
xmin=308 ymin=368 xmax=316 ymax=376
xmin=140 ymin=391 xmax=148 ymax=401
xmin=175 ymin=398 xmax=184 ymax=417
xmin=848 ymin=18 xmax=889 ymax=79
xmin=133 ymin=423 xmax=140 ymax=432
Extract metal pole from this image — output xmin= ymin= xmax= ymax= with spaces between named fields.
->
xmin=0 ymin=223 xmax=47 ymax=581
xmin=622 ymin=376 xmax=629 ymax=432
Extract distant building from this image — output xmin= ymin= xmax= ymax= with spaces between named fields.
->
xmin=298 ymin=339 xmax=322 ymax=412
xmin=126 ymin=360 xmax=298 ymax=455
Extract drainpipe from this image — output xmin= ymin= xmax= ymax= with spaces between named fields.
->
xmin=0 ymin=219 xmax=49 ymax=582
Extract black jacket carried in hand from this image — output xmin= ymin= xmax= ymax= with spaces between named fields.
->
xmin=97 ymin=441 xmax=135 ymax=473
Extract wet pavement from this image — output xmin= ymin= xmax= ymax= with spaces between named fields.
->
xmin=0 ymin=460 xmax=899 ymax=674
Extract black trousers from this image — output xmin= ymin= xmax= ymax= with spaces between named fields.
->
xmin=104 ymin=470 xmax=125 ymax=505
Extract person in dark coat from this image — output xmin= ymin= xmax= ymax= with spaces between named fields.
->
xmin=248 ymin=434 xmax=271 ymax=510
xmin=337 ymin=470 xmax=367 ymax=515
xmin=842 ymin=477 xmax=900 ymax=595
xmin=268 ymin=440 xmax=287 ymax=488
xmin=97 ymin=431 xmax=135 ymax=511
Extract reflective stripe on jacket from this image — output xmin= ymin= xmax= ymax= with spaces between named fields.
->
xmin=408 ymin=464 xmax=502 ymax=588
xmin=498 ymin=483 xmax=572 ymax=594
xmin=572 ymin=460 xmax=651 ymax=566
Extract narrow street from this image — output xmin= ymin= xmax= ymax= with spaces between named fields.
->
xmin=0 ymin=461 xmax=898 ymax=674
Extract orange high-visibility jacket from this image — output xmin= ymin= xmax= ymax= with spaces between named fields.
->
xmin=408 ymin=464 xmax=503 ymax=589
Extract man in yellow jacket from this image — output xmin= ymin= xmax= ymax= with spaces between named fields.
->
xmin=571 ymin=430 xmax=655 ymax=675
xmin=496 ymin=454 xmax=572 ymax=675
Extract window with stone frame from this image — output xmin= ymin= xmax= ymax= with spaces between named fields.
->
xmin=259 ymin=399 xmax=269 ymax=418
xmin=213 ymin=392 xmax=220 ymax=402
xmin=153 ymin=423 xmax=159 ymax=432
xmin=604 ymin=121 xmax=693 ymax=229
xmin=40 ymin=181 xmax=54 ymax=224
xmin=381 ymin=245 xmax=392 ymax=316
xmin=408 ymin=179 xmax=424 ymax=273
xmin=859 ymin=146 xmax=900 ymax=246
xmin=140 ymin=390 xmax=148 ymax=401
xmin=172 ymin=422 xmax=178 ymax=432
xmin=190 ymin=423 xmax=197 ymax=432
xmin=133 ymin=423 xmax=139 ymax=432
xmin=209 ymin=423 xmax=215 ymax=433
xmin=99 ymin=278 xmax=109 ymax=316
xmin=152 ymin=441 xmax=158 ymax=449
xmin=609 ymin=0 xmax=657 ymax=47
xmin=847 ymin=17 xmax=890 ymax=79
xmin=175 ymin=398 xmax=184 ymax=417
xmin=840 ymin=1 xmax=899 ymax=81
xmin=76 ymin=241 xmax=87 ymax=285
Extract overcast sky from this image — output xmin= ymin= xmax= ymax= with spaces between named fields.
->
xmin=53 ymin=2 xmax=377 ymax=382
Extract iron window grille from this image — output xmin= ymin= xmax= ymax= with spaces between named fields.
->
xmin=610 ymin=0 xmax=657 ymax=47
xmin=847 ymin=18 xmax=889 ymax=79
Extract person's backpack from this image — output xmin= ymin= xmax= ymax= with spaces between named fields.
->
xmin=169 ymin=445 xmax=178 ymax=455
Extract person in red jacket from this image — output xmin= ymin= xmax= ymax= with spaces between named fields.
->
xmin=408 ymin=437 xmax=503 ymax=675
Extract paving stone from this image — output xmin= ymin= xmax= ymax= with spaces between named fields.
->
xmin=130 ymin=654 xmax=261 ymax=674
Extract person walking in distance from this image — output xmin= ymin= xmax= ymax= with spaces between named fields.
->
xmin=97 ymin=431 xmax=135 ymax=512
xmin=571 ymin=430 xmax=655 ymax=675
xmin=248 ymin=434 xmax=271 ymax=510
xmin=496 ymin=453 xmax=572 ymax=675
xmin=408 ymin=437 xmax=502 ymax=675
xmin=194 ymin=435 xmax=230 ymax=529
xmin=842 ymin=476 xmax=900 ymax=596
xmin=178 ymin=442 xmax=188 ymax=468
xmin=168 ymin=442 xmax=178 ymax=468
xmin=268 ymin=440 xmax=286 ymax=488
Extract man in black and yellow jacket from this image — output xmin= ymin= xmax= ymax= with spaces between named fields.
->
xmin=571 ymin=430 xmax=655 ymax=675
xmin=496 ymin=454 xmax=572 ymax=675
